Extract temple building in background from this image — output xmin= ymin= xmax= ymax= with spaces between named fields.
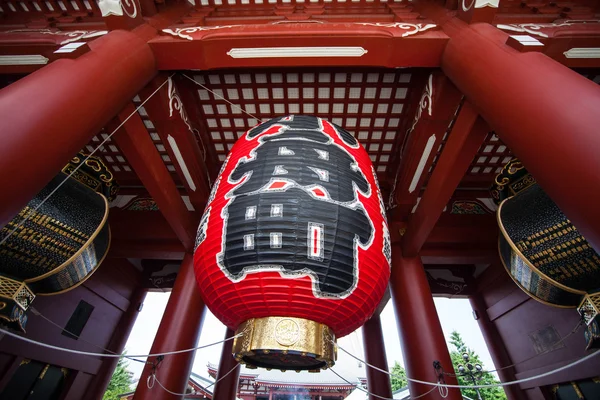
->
xmin=1 ymin=0 xmax=600 ymax=399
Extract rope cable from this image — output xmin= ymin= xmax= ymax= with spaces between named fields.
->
xmin=443 ymin=319 xmax=583 ymax=377
xmin=3 ymin=312 xmax=596 ymax=391
xmin=333 ymin=341 xmax=600 ymax=389
xmin=330 ymin=368 xmax=437 ymax=400
xmin=0 ymin=326 xmax=241 ymax=359
xmin=151 ymin=362 xmax=240 ymax=396
xmin=483 ymin=319 xmax=583 ymax=375
xmin=30 ymin=307 xmax=149 ymax=365
xmin=182 ymin=73 xmax=265 ymax=123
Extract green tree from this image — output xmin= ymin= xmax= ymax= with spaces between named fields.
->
xmin=390 ymin=361 xmax=408 ymax=391
xmin=449 ymin=331 xmax=507 ymax=400
xmin=103 ymin=357 xmax=133 ymax=400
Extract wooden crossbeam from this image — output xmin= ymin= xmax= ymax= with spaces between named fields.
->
xmin=392 ymin=72 xmax=463 ymax=219
xmin=137 ymin=74 xmax=211 ymax=213
xmin=112 ymin=103 xmax=197 ymax=251
xmin=402 ymin=101 xmax=488 ymax=256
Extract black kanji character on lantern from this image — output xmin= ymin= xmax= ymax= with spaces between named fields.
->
xmin=230 ymin=124 xmax=369 ymax=202
xmin=220 ymin=116 xmax=374 ymax=297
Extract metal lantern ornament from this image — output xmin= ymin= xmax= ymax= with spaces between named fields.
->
xmin=492 ymin=159 xmax=600 ymax=350
xmin=194 ymin=115 xmax=391 ymax=371
xmin=0 ymin=153 xmax=115 ymax=332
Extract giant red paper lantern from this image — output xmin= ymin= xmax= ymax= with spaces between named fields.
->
xmin=194 ymin=115 xmax=390 ymax=370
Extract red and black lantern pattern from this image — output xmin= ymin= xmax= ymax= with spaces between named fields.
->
xmin=193 ymin=115 xmax=390 ymax=338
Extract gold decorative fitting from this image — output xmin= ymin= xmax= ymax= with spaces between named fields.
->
xmin=232 ymin=316 xmax=336 ymax=371
xmin=0 ymin=276 xmax=35 ymax=310
xmin=491 ymin=158 xmax=536 ymax=205
xmin=578 ymin=292 xmax=600 ymax=325
xmin=62 ymin=153 xmax=119 ymax=201
xmin=38 ymin=364 xmax=50 ymax=380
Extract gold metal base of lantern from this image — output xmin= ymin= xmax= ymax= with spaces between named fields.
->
xmin=232 ymin=316 xmax=336 ymax=372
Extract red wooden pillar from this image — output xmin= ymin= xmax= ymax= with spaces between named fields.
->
xmin=134 ymin=253 xmax=206 ymax=400
xmin=440 ymin=18 xmax=600 ymax=252
xmin=470 ymin=293 xmax=525 ymax=400
xmin=389 ymin=246 xmax=461 ymax=400
xmin=89 ymin=287 xmax=147 ymax=400
xmin=362 ymin=313 xmax=393 ymax=400
xmin=0 ymin=30 xmax=156 ymax=228
xmin=212 ymin=328 xmax=241 ymax=400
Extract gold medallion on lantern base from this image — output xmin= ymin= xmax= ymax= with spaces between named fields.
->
xmin=232 ymin=316 xmax=337 ymax=372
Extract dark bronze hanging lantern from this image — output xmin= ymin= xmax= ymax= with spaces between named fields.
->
xmin=194 ymin=116 xmax=391 ymax=371
xmin=492 ymin=159 xmax=600 ymax=349
xmin=0 ymin=153 xmax=115 ymax=332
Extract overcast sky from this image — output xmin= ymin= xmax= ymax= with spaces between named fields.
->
xmin=124 ymin=292 xmax=496 ymax=384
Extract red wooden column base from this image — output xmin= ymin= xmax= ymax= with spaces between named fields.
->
xmin=134 ymin=253 xmax=206 ymax=400
xmin=389 ymin=245 xmax=462 ymax=400
xmin=363 ymin=313 xmax=394 ymax=400
xmin=212 ymin=328 xmax=241 ymax=400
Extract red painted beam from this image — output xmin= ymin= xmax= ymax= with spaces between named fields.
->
xmin=112 ymin=104 xmax=197 ymax=251
xmin=420 ymin=245 xmax=497 ymax=265
xmin=108 ymin=211 xmax=186 ymax=259
xmin=109 ymin=209 xmax=178 ymax=240
xmin=174 ymin=74 xmax=222 ymax=181
xmin=149 ymin=24 xmax=448 ymax=69
xmin=108 ymin=240 xmax=186 ymax=260
xmin=392 ymin=72 xmax=463 ymax=219
xmin=392 ymin=214 xmax=498 ymax=245
xmin=138 ymin=74 xmax=211 ymax=213
xmin=402 ymin=102 xmax=487 ymax=256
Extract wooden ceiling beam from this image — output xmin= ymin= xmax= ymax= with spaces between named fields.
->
xmin=108 ymin=211 xmax=497 ymax=260
xmin=137 ymin=74 xmax=211 ymax=213
xmin=391 ymin=72 xmax=463 ymax=220
xmin=174 ymin=74 xmax=222 ymax=181
xmin=112 ymin=103 xmax=197 ymax=251
xmin=109 ymin=209 xmax=179 ymax=241
xmin=493 ymin=21 xmax=600 ymax=69
xmin=149 ymin=24 xmax=448 ymax=70
xmin=401 ymin=101 xmax=488 ymax=257
xmin=425 ymin=215 xmax=498 ymax=245
xmin=109 ymin=240 xmax=186 ymax=260
xmin=420 ymin=245 xmax=498 ymax=265
xmin=391 ymin=214 xmax=498 ymax=246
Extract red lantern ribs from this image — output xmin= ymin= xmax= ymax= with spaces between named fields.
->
xmin=193 ymin=115 xmax=391 ymax=371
